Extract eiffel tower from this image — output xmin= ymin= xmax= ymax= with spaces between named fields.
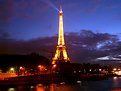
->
xmin=52 ymin=6 xmax=70 ymax=64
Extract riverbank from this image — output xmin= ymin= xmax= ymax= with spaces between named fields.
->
xmin=0 ymin=73 xmax=118 ymax=86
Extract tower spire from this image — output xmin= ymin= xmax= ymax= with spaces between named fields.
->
xmin=58 ymin=5 xmax=64 ymax=45
xmin=52 ymin=6 xmax=70 ymax=64
xmin=60 ymin=5 xmax=62 ymax=12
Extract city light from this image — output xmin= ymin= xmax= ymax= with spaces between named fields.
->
xmin=20 ymin=66 xmax=23 ymax=70
xmin=9 ymin=67 xmax=15 ymax=73
xmin=37 ymin=65 xmax=47 ymax=74
xmin=99 ymin=69 xmax=102 ymax=71
xmin=53 ymin=64 xmax=56 ymax=68
xmin=38 ymin=65 xmax=42 ymax=68
xmin=10 ymin=68 xmax=14 ymax=71
xmin=19 ymin=66 xmax=26 ymax=76
xmin=113 ymin=68 xmax=117 ymax=71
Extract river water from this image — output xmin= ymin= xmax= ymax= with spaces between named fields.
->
xmin=0 ymin=77 xmax=121 ymax=91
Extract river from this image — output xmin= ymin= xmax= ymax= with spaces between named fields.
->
xmin=0 ymin=77 xmax=121 ymax=91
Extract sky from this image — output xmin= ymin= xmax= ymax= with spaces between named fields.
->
xmin=1 ymin=0 xmax=121 ymax=40
xmin=1 ymin=0 xmax=121 ymax=64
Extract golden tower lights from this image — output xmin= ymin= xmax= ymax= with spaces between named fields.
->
xmin=52 ymin=6 xmax=70 ymax=64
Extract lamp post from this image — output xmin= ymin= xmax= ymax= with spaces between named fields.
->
xmin=37 ymin=65 xmax=47 ymax=74
xmin=10 ymin=67 xmax=15 ymax=73
xmin=52 ymin=64 xmax=56 ymax=73
xmin=19 ymin=66 xmax=25 ymax=76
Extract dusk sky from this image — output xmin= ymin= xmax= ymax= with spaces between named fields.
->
xmin=1 ymin=0 xmax=121 ymax=64
xmin=1 ymin=0 xmax=121 ymax=40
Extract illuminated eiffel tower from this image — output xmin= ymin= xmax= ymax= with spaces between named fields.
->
xmin=52 ymin=6 xmax=70 ymax=64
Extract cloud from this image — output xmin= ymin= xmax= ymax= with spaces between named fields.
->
xmin=0 ymin=29 xmax=11 ymax=39
xmin=0 ymin=30 xmax=120 ymax=64
xmin=0 ymin=36 xmax=57 ymax=59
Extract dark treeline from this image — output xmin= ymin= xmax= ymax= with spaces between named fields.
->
xmin=0 ymin=53 xmax=50 ymax=72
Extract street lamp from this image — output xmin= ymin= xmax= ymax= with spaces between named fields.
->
xmin=37 ymin=65 xmax=47 ymax=74
xmin=52 ymin=64 xmax=57 ymax=73
xmin=19 ymin=66 xmax=25 ymax=76
xmin=53 ymin=64 xmax=56 ymax=68
xmin=10 ymin=67 xmax=15 ymax=73
xmin=38 ymin=65 xmax=42 ymax=68
xmin=113 ymin=68 xmax=117 ymax=71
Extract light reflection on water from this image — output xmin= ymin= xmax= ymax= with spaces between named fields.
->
xmin=1 ymin=77 xmax=121 ymax=91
